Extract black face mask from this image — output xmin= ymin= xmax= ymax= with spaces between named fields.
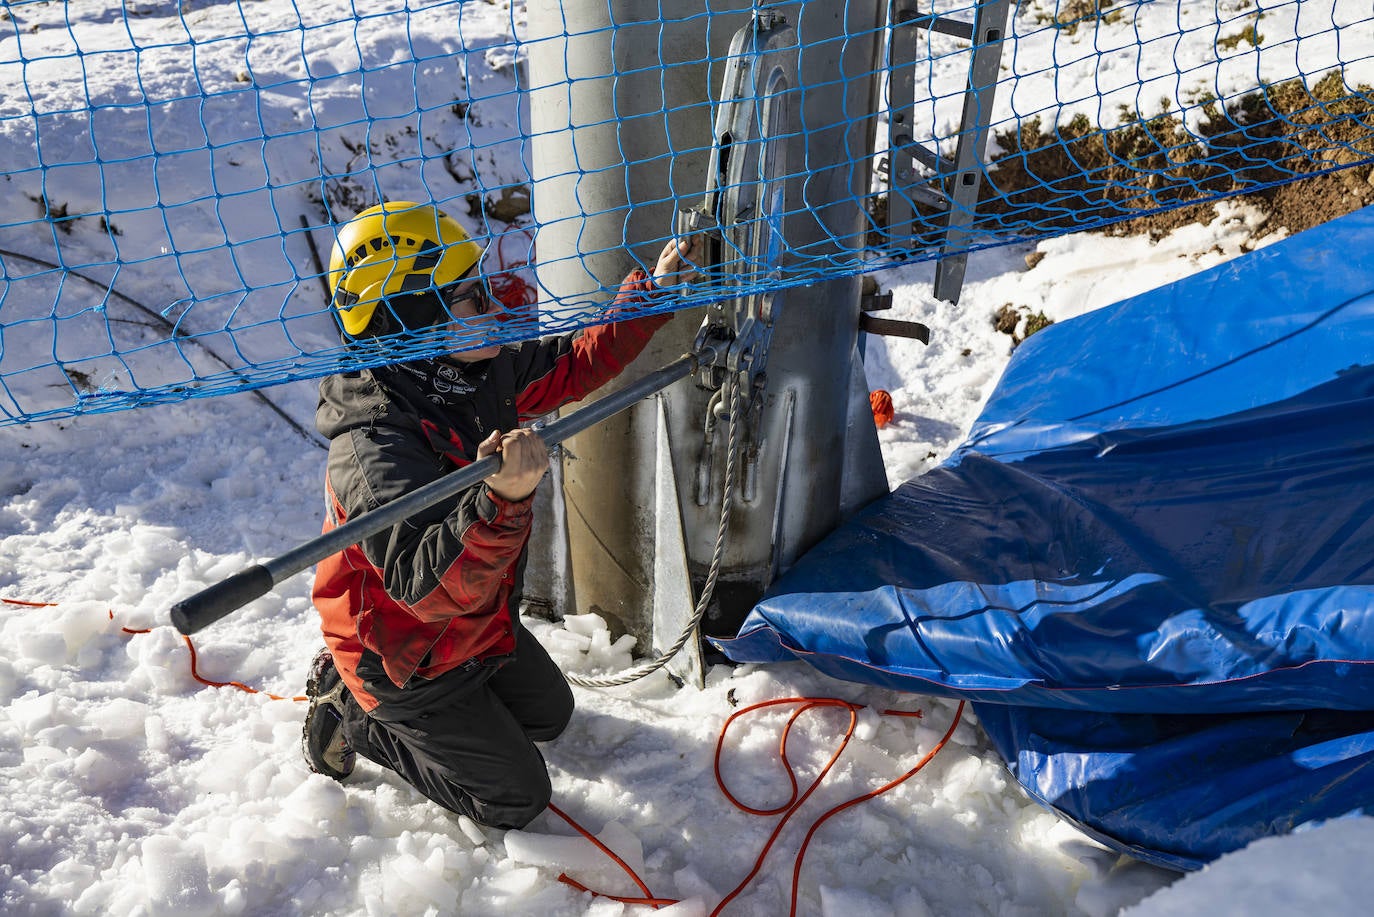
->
xmin=362 ymin=280 xmax=492 ymax=338
xmin=364 ymin=290 xmax=447 ymax=336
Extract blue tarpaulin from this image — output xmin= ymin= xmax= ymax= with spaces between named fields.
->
xmin=715 ymin=204 xmax=1374 ymax=870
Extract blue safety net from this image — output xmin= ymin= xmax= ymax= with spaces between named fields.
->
xmin=1 ymin=0 xmax=1371 ymax=425
xmin=715 ymin=203 xmax=1374 ymax=869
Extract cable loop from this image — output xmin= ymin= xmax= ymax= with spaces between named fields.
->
xmin=554 ymin=696 xmax=966 ymax=915
xmin=566 ymin=374 xmax=745 ymax=689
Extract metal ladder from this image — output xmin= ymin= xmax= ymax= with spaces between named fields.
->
xmin=885 ymin=0 xmax=1012 ymax=304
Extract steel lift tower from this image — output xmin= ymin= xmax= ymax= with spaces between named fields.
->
xmin=525 ymin=1 xmax=890 ymax=686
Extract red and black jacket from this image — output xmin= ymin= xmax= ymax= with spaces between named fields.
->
xmin=312 ymin=270 xmax=671 ymax=710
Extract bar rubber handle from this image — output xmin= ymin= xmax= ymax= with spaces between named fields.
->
xmin=170 ymin=565 xmax=274 ymax=635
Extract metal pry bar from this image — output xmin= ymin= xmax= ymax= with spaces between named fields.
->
xmin=170 ymin=340 xmax=730 ymax=635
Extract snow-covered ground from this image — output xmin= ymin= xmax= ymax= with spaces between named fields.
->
xmin=3 ymin=1 xmax=1373 ymax=915
xmin=6 ymin=202 xmax=1356 ymax=917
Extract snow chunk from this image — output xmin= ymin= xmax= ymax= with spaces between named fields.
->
xmin=456 ymin=814 xmax=487 ymax=847
xmin=853 ymin=705 xmax=881 ymax=742
xmin=73 ymin=747 xmax=126 ymax=793
xmin=505 ymin=819 xmax=645 ymax=889
xmin=554 ymin=612 xmax=638 ymax=674
xmin=485 ymin=864 xmax=541 ymax=897
xmin=0 ymin=657 xmax=15 ymax=704
xmin=381 ymin=847 xmax=459 ymax=914
xmin=279 ymin=775 xmax=349 ymax=831
xmin=96 ymin=697 xmax=151 ymax=741
xmin=820 ymin=883 xmax=926 ymax=917
xmin=8 ymin=690 xmax=68 ymax=734
xmin=672 ymin=865 xmax=720 ymax=904
xmin=140 ymin=835 xmax=216 ymax=917
xmin=15 ymin=622 xmax=67 ymax=665
xmin=1124 ymin=817 xmax=1374 ymax=916
xmin=560 ymin=612 xmax=608 ymax=638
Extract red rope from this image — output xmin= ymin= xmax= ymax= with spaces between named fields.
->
xmin=548 ymin=802 xmax=679 ymax=908
xmin=105 ymin=609 xmax=307 ymax=702
xmin=785 ymin=700 xmax=965 ymax=915
xmin=708 ymin=698 xmax=863 ymax=915
xmin=554 ymin=696 xmax=965 ymax=915
xmin=488 ymin=228 xmax=537 ymax=313
xmin=178 ymin=629 xmax=308 ymax=701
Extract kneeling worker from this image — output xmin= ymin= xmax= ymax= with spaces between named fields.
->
xmin=303 ymin=201 xmax=696 ymax=828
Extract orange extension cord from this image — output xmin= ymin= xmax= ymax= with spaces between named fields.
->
xmin=103 ymin=609 xmax=309 ymax=701
xmin=10 ymin=598 xmax=963 ymax=913
xmin=5 ymin=598 xmax=309 ymax=701
xmin=552 ymin=695 xmax=966 ymax=916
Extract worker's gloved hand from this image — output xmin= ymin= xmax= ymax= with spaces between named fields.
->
xmin=479 ymin=428 xmax=549 ymax=501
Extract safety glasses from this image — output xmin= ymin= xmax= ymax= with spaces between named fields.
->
xmin=441 ymin=278 xmax=491 ymax=317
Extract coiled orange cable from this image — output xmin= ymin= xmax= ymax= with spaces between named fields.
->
xmin=555 ymin=695 xmax=965 ymax=915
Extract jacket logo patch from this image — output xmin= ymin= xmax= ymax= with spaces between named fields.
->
xmin=431 ymin=364 xmax=476 ymax=396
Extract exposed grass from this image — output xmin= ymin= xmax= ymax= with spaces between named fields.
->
xmin=1024 ymin=0 xmax=1125 ymax=36
xmin=1217 ymin=18 xmax=1264 ymax=52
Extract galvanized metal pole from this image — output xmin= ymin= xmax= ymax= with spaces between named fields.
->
xmin=526 ymin=1 xmax=889 ymax=677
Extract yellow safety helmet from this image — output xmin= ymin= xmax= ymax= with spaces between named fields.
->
xmin=327 ymin=201 xmax=484 ymax=337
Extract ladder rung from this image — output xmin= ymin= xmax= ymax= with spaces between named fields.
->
xmin=909 ymin=184 xmax=948 ymax=209
xmin=893 ymin=134 xmax=955 ymax=174
xmin=890 ymin=174 xmax=949 ymax=209
xmin=895 ymin=10 xmax=975 ymax=42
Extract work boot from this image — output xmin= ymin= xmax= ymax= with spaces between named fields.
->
xmin=302 ymin=648 xmax=355 ymax=780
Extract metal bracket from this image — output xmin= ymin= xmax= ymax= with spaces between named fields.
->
xmin=677 ymin=6 xmax=800 ymax=518
xmin=680 ymin=6 xmax=797 ymax=402
xmin=675 ymin=205 xmax=724 ymax=296
xmin=691 ymin=318 xmax=734 ymax=390
xmin=859 ymin=313 xmax=930 ymax=344
xmin=860 ymin=276 xmax=894 ymax=312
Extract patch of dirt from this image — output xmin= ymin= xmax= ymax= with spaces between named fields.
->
xmin=981 ymin=69 xmax=1374 ymax=241
xmin=1108 ymin=164 xmax=1374 ymax=241
xmin=993 ymin=303 xmax=1054 ymax=348
xmin=878 ymin=70 xmax=1374 ymax=247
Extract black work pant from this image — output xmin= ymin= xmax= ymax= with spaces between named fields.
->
xmin=340 ymin=626 xmax=574 ymax=829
